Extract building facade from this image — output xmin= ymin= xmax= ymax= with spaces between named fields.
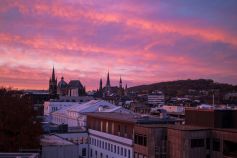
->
xmin=148 ymin=91 xmax=165 ymax=106
xmin=87 ymin=112 xmax=178 ymax=158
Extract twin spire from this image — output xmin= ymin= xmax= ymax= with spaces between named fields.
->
xmin=101 ymin=71 xmax=126 ymax=89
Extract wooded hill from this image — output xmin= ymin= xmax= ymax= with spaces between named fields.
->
xmin=128 ymin=79 xmax=237 ymax=97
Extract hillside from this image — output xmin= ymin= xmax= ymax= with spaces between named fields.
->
xmin=127 ymin=79 xmax=237 ymax=97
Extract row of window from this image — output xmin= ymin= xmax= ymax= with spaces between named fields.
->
xmin=134 ymin=134 xmax=147 ymax=146
xmin=190 ymin=138 xmax=220 ymax=151
xmin=91 ymin=149 xmax=108 ymax=158
xmin=51 ymin=107 xmax=58 ymax=112
xmin=68 ymin=111 xmax=78 ymax=117
xmin=53 ymin=116 xmax=67 ymax=124
xmin=90 ymin=137 xmax=131 ymax=158
xmin=90 ymin=119 xmax=129 ymax=138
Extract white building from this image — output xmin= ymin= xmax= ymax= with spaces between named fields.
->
xmin=44 ymin=101 xmax=77 ymax=116
xmin=51 ymin=100 xmax=132 ymax=128
xmin=43 ymin=96 xmax=93 ymax=122
xmin=148 ymin=91 xmax=165 ymax=106
xmin=89 ymin=129 xmax=133 ymax=158
xmin=87 ymin=113 xmax=138 ymax=158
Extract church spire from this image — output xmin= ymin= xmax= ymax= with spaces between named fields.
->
xmin=119 ymin=75 xmax=122 ymax=88
xmin=49 ymin=66 xmax=58 ymax=97
xmin=99 ymin=78 xmax=103 ymax=91
xmin=52 ymin=66 xmax=56 ymax=81
xmin=106 ymin=71 xmax=110 ymax=87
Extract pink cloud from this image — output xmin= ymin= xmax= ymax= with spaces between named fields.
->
xmin=0 ymin=0 xmax=237 ymax=89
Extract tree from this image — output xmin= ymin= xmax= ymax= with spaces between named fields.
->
xmin=0 ymin=88 xmax=42 ymax=152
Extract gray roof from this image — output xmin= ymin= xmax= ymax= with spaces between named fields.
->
xmin=68 ymin=80 xmax=83 ymax=89
xmin=87 ymin=112 xmax=178 ymax=124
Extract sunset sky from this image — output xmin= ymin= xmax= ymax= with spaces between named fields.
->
xmin=0 ymin=0 xmax=237 ymax=90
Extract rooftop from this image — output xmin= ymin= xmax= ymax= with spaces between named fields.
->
xmin=87 ymin=112 xmax=178 ymax=124
xmin=0 ymin=153 xmax=39 ymax=158
xmin=186 ymin=107 xmax=237 ymax=112
xmin=167 ymin=125 xmax=211 ymax=131
xmin=41 ymin=134 xmax=74 ymax=146
xmin=52 ymin=100 xmax=126 ymax=116
xmin=135 ymin=124 xmax=237 ymax=133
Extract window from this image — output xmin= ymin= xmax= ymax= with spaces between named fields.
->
xmin=121 ymin=147 xmax=123 ymax=155
xmin=134 ymin=152 xmax=138 ymax=158
xmin=82 ymin=148 xmax=86 ymax=156
xmin=112 ymin=123 xmax=114 ymax=134
xmin=134 ymin=134 xmax=147 ymax=146
xmin=124 ymin=148 xmax=127 ymax=157
xmin=90 ymin=149 xmax=92 ymax=157
xmin=128 ymin=149 xmax=130 ymax=158
xmin=106 ymin=121 xmax=109 ymax=133
xmin=111 ymin=144 xmax=113 ymax=152
xmin=144 ymin=137 xmax=147 ymax=146
xmin=100 ymin=153 xmax=103 ymax=158
xmin=101 ymin=121 xmax=103 ymax=131
xmin=213 ymin=139 xmax=220 ymax=151
xmin=206 ymin=138 xmax=210 ymax=149
xmin=117 ymin=146 xmax=119 ymax=154
xmin=114 ymin=145 xmax=116 ymax=153
xmin=102 ymin=141 xmax=104 ymax=149
xmin=105 ymin=142 xmax=107 ymax=150
xmin=118 ymin=125 xmax=121 ymax=135
xmin=108 ymin=143 xmax=110 ymax=151
xmin=191 ymin=139 xmax=204 ymax=148
xmin=124 ymin=126 xmax=127 ymax=137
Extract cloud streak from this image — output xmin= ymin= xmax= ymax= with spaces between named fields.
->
xmin=0 ymin=0 xmax=237 ymax=90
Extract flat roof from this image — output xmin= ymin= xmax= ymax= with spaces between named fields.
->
xmin=134 ymin=124 xmax=209 ymax=131
xmin=167 ymin=125 xmax=210 ymax=131
xmin=186 ymin=108 xmax=237 ymax=112
xmin=0 ymin=153 xmax=39 ymax=158
xmin=214 ymin=128 xmax=237 ymax=133
xmin=41 ymin=134 xmax=74 ymax=146
xmin=87 ymin=112 xmax=139 ymax=123
xmin=87 ymin=112 xmax=178 ymax=124
xmin=135 ymin=124 xmax=237 ymax=133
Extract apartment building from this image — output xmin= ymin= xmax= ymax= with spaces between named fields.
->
xmin=87 ymin=112 xmax=177 ymax=158
xmin=133 ymin=109 xmax=237 ymax=158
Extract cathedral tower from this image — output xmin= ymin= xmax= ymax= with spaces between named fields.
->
xmin=99 ymin=78 xmax=103 ymax=91
xmin=119 ymin=76 xmax=122 ymax=88
xmin=49 ymin=66 xmax=57 ymax=96
xmin=105 ymin=71 xmax=111 ymax=94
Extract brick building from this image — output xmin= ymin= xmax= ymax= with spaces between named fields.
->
xmin=87 ymin=112 xmax=177 ymax=158
xmin=132 ymin=109 xmax=237 ymax=158
xmin=85 ymin=109 xmax=237 ymax=158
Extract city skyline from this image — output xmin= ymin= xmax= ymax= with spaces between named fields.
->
xmin=1 ymin=0 xmax=237 ymax=90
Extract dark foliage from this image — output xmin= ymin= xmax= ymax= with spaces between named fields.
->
xmin=128 ymin=79 xmax=237 ymax=97
xmin=0 ymin=88 xmax=42 ymax=152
